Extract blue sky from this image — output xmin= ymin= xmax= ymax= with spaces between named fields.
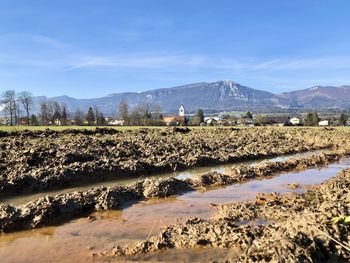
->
xmin=1 ymin=0 xmax=350 ymax=98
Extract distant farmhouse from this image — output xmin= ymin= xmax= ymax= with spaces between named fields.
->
xmin=264 ymin=116 xmax=291 ymax=126
xmin=108 ymin=119 xmax=125 ymax=126
xmin=0 ymin=116 xmax=10 ymax=126
xmin=319 ymin=120 xmax=330 ymax=126
xmin=163 ymin=104 xmax=186 ymax=126
xmin=289 ymin=117 xmax=301 ymax=125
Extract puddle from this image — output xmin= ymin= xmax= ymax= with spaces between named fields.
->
xmin=123 ymin=247 xmax=242 ymax=262
xmin=0 ymin=149 xmax=325 ymax=206
xmin=0 ymin=156 xmax=348 ymax=263
xmin=174 ymin=149 xmax=324 ymax=180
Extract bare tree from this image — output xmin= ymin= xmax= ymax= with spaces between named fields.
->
xmin=1 ymin=90 xmax=17 ymax=126
xmin=39 ymin=100 xmax=49 ymax=125
xmin=153 ymin=104 xmax=163 ymax=120
xmin=129 ymin=108 xmax=142 ymax=126
xmin=253 ymin=114 xmax=267 ymax=126
xmin=94 ymin=106 xmax=100 ymax=125
xmin=15 ymin=102 xmax=21 ymax=126
xmin=50 ymin=102 xmax=62 ymax=125
xmin=18 ymin=91 xmax=33 ymax=125
xmin=118 ymin=99 xmax=129 ymax=124
xmin=74 ymin=108 xmax=84 ymax=125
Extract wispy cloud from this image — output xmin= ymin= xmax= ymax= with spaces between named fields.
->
xmin=63 ymin=57 xmax=104 ymax=71
xmin=244 ymin=56 xmax=350 ymax=72
xmin=2 ymin=32 xmax=350 ymax=93
xmin=1 ymin=33 xmax=349 ymax=75
xmin=62 ymin=54 xmax=210 ymax=72
xmin=0 ymin=33 xmax=68 ymax=49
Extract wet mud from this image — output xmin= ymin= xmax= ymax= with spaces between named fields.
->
xmin=0 ymin=127 xmax=344 ymax=195
xmin=1 ymin=150 xmax=348 ymax=234
xmin=103 ymin=167 xmax=350 ymax=262
xmin=1 ymin=127 xmax=350 ymax=262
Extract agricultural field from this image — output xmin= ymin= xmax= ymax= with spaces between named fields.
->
xmin=0 ymin=125 xmax=162 ymax=132
xmin=0 ymin=127 xmax=350 ymax=262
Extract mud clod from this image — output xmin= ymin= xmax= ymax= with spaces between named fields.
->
xmin=1 ymin=127 xmax=347 ymax=195
xmin=109 ymin=167 xmax=350 ymax=262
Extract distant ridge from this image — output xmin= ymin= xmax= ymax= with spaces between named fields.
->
xmin=278 ymin=85 xmax=350 ymax=109
xmin=30 ymin=81 xmax=350 ymax=114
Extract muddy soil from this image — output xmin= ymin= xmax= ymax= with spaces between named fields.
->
xmin=105 ymin=167 xmax=350 ymax=262
xmin=0 ymin=127 xmax=346 ymax=195
xmin=0 ymin=150 xmax=348 ymax=234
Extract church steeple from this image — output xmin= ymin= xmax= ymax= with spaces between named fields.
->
xmin=179 ymin=104 xmax=185 ymax=116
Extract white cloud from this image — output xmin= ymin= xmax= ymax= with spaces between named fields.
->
xmin=1 ymin=33 xmax=350 ymax=93
xmin=0 ymin=33 xmax=68 ymax=49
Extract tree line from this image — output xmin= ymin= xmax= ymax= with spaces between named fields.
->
xmin=1 ymin=90 xmax=33 ymax=126
xmin=117 ymin=99 xmax=164 ymax=126
xmin=1 ymin=90 xmax=166 ymax=126
xmin=0 ymin=90 xmax=110 ymax=126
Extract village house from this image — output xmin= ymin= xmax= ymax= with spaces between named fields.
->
xmin=319 ymin=120 xmax=330 ymax=126
xmin=54 ymin=118 xmax=62 ymax=126
xmin=204 ymin=117 xmax=218 ymax=126
xmin=108 ymin=119 xmax=125 ymax=126
xmin=18 ymin=117 xmax=29 ymax=125
xmin=104 ymin=116 xmax=114 ymax=123
xmin=264 ymin=116 xmax=291 ymax=126
xmin=237 ymin=118 xmax=254 ymax=126
xmin=289 ymin=117 xmax=301 ymax=126
xmin=0 ymin=116 xmax=10 ymax=125
xmin=163 ymin=104 xmax=186 ymax=126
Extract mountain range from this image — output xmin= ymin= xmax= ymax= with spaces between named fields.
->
xmin=30 ymin=81 xmax=350 ymax=115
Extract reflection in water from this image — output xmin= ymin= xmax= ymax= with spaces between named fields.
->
xmin=0 ymin=155 xmax=348 ymax=263
xmin=175 ymin=149 xmax=324 ymax=180
xmin=1 ymin=149 xmax=324 ymax=206
xmin=124 ymin=247 xmax=242 ymax=262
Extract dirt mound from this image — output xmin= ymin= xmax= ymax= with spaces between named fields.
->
xmin=2 ymin=127 xmax=348 ymax=195
xmin=107 ymin=167 xmax=350 ymax=262
xmin=1 ymin=149 xmax=348 ymax=234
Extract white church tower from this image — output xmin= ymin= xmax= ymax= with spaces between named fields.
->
xmin=179 ymin=104 xmax=185 ymax=117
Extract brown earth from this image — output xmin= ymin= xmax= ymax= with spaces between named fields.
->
xmin=0 ymin=127 xmax=344 ymax=195
xmin=102 ymin=167 xmax=350 ymax=262
xmin=0 ymin=149 xmax=348 ymax=234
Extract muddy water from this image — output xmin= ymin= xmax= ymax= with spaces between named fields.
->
xmin=0 ymin=149 xmax=324 ymax=206
xmin=0 ymin=156 xmax=349 ymax=263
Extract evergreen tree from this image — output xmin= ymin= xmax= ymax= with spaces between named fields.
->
xmin=196 ymin=109 xmax=205 ymax=123
xmin=86 ymin=107 xmax=95 ymax=125
xmin=243 ymin=111 xmax=253 ymax=119
xmin=339 ymin=113 xmax=348 ymax=126
xmin=30 ymin=114 xmax=39 ymax=126
xmin=61 ymin=106 xmax=68 ymax=126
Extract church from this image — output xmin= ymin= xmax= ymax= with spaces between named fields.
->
xmin=163 ymin=104 xmax=187 ymax=126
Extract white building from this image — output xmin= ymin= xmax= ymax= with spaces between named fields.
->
xmin=109 ymin=119 xmax=125 ymax=126
xmin=179 ymin=104 xmax=185 ymax=117
xmin=290 ymin=117 xmax=300 ymax=125
xmin=0 ymin=116 xmax=11 ymax=125
xmin=319 ymin=120 xmax=329 ymax=126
